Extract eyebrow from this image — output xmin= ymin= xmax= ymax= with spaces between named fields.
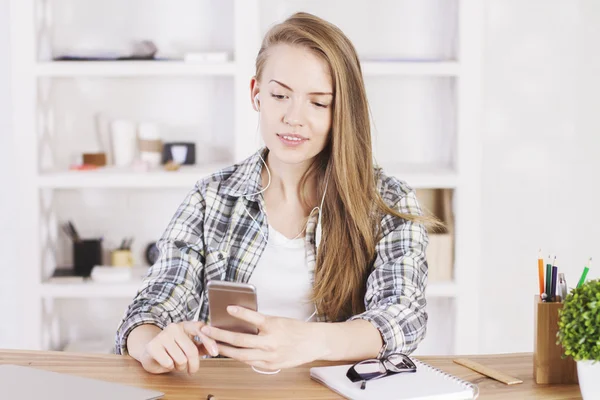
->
xmin=269 ymin=79 xmax=333 ymax=96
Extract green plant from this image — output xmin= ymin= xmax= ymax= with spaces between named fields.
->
xmin=558 ymin=279 xmax=600 ymax=361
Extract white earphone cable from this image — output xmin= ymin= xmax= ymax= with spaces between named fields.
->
xmin=241 ymin=151 xmax=326 ymax=246
xmin=245 ymin=151 xmax=324 ymax=375
xmin=240 ymin=102 xmax=327 ymax=374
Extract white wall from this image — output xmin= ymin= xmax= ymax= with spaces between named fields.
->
xmin=479 ymin=0 xmax=600 ymax=353
xmin=0 ymin=0 xmax=20 ymax=349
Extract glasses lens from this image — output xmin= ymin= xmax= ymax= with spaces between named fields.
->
xmin=386 ymin=354 xmax=415 ymax=372
xmin=354 ymin=360 xmax=386 ymax=379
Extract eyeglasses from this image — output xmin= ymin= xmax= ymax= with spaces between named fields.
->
xmin=346 ymin=353 xmax=417 ymax=390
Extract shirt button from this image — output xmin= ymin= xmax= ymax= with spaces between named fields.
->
xmin=217 ymin=253 xmax=224 ymax=260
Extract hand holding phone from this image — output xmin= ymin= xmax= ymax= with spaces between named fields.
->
xmin=207 ymin=280 xmax=259 ymax=335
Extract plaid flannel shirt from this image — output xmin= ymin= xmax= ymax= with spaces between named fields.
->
xmin=115 ymin=148 xmax=429 ymax=358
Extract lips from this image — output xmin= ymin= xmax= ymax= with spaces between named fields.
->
xmin=277 ymin=133 xmax=308 ymax=147
xmin=277 ymin=133 xmax=308 ymax=141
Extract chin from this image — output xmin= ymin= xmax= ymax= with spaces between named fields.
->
xmin=266 ymin=138 xmax=320 ymax=165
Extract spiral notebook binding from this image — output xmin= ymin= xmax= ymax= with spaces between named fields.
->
xmin=411 ymin=358 xmax=480 ymax=399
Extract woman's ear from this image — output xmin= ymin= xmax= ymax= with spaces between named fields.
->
xmin=250 ymin=77 xmax=260 ymax=112
xmin=254 ymin=93 xmax=260 ymax=111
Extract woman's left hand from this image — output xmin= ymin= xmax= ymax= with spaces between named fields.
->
xmin=200 ymin=306 xmax=327 ymax=371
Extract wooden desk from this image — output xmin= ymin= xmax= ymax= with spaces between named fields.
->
xmin=0 ymin=350 xmax=581 ymax=399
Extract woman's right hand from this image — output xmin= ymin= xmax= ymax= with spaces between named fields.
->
xmin=139 ymin=321 xmax=219 ymax=374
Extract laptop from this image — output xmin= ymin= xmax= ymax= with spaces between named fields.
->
xmin=0 ymin=364 xmax=164 ymax=400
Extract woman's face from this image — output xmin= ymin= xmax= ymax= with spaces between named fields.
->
xmin=251 ymin=44 xmax=333 ymax=166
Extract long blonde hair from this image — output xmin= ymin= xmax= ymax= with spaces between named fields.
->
xmin=255 ymin=12 xmax=438 ymax=321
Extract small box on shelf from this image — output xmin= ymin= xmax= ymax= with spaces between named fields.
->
xmin=416 ymin=189 xmax=454 ymax=282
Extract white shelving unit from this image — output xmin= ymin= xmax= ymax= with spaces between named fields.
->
xmin=35 ymin=61 xmax=237 ymax=77
xmin=11 ymin=0 xmax=482 ymax=355
xmin=38 ymin=281 xmax=459 ymax=300
xmin=37 ymin=165 xmax=230 ymax=189
xmin=39 ymin=281 xmax=145 ymax=299
xmin=35 ymin=60 xmax=459 ymax=78
xmin=37 ymin=164 xmax=457 ymax=189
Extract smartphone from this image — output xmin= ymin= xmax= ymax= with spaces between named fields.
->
xmin=207 ymin=280 xmax=259 ymax=335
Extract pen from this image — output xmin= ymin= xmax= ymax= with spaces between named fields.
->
xmin=544 ymin=256 xmax=552 ymax=301
xmin=67 ymin=221 xmax=81 ymax=242
xmin=537 ymin=249 xmax=545 ymax=298
xmin=62 ymin=221 xmax=81 ymax=243
xmin=61 ymin=223 xmax=74 ymax=242
xmin=550 ymin=264 xmax=558 ymax=302
xmin=577 ymin=257 xmax=592 ymax=288
xmin=558 ymin=273 xmax=568 ymax=302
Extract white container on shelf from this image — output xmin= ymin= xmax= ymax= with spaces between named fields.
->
xmin=110 ymin=119 xmax=137 ymax=167
xmin=138 ymin=122 xmax=162 ymax=168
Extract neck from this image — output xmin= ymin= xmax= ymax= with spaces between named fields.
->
xmin=261 ymin=152 xmax=316 ymax=205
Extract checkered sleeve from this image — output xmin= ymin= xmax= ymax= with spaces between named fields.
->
xmin=115 ymin=181 xmax=207 ymax=355
xmin=349 ymin=187 xmax=429 ymax=358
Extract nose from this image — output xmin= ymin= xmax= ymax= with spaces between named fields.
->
xmin=283 ymin=98 xmax=305 ymax=127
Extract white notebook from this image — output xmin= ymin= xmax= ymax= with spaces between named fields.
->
xmin=310 ymin=358 xmax=477 ymax=400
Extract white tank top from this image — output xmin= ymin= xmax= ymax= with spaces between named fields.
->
xmin=248 ymin=224 xmax=315 ymax=321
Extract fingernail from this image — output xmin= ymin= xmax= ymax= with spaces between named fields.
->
xmin=227 ymin=306 xmax=238 ymax=314
xmin=210 ymin=346 xmax=219 ymax=356
xmin=201 ymin=326 xmax=210 ymax=335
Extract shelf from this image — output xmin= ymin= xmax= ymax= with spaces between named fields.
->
xmin=38 ymin=281 xmax=457 ymax=299
xmin=361 ymin=61 xmax=459 ymax=76
xmin=37 ymin=164 xmax=229 ymax=189
xmin=35 ymin=61 xmax=237 ymax=77
xmin=33 ymin=61 xmax=458 ymax=78
xmin=382 ymin=164 xmax=458 ymax=189
xmin=38 ymin=164 xmax=455 ymax=189
xmin=40 ymin=281 xmax=143 ymax=299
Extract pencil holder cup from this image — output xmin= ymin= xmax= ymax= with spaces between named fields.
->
xmin=73 ymin=239 xmax=103 ymax=277
xmin=111 ymin=249 xmax=133 ymax=267
xmin=533 ymin=295 xmax=578 ymax=384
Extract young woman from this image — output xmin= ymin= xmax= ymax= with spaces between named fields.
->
xmin=116 ymin=12 xmax=433 ymax=375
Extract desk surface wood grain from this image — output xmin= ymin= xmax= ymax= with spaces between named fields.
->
xmin=0 ymin=350 xmax=582 ymax=399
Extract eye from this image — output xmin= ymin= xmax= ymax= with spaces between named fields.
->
xmin=271 ymin=93 xmax=287 ymax=100
xmin=313 ymin=102 xmax=329 ymax=108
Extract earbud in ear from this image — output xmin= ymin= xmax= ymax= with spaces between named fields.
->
xmin=254 ymin=93 xmax=260 ymax=111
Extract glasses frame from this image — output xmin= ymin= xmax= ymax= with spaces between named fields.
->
xmin=346 ymin=353 xmax=417 ymax=390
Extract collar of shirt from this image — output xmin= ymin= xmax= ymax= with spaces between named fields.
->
xmin=217 ymin=146 xmax=320 ymax=248
xmin=218 ymin=147 xmax=268 ymax=202
xmin=205 ymin=146 xmax=320 ymax=274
